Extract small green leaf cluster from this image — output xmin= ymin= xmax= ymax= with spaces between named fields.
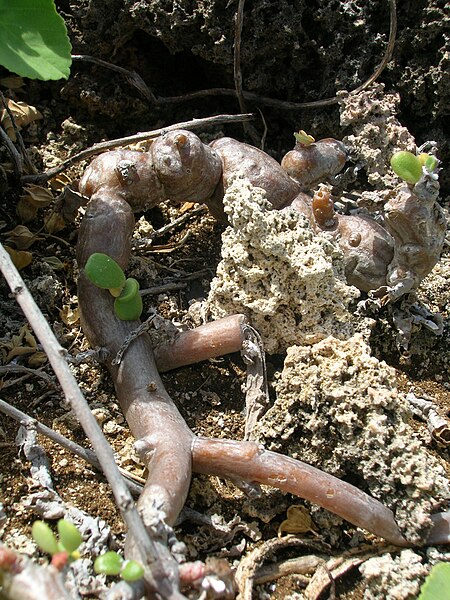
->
xmin=390 ymin=151 xmax=438 ymax=185
xmin=418 ymin=562 xmax=450 ymax=599
xmin=84 ymin=253 xmax=143 ymax=320
xmin=94 ymin=551 xmax=145 ymax=582
xmin=32 ymin=519 xmax=83 ymax=561
xmin=0 ymin=0 xmax=72 ymax=81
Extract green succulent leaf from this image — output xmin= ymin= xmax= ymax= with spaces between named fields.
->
xmin=84 ymin=253 xmax=126 ymax=291
xmin=121 ymin=560 xmax=145 ymax=582
xmin=294 ymin=130 xmax=315 ymax=146
xmin=31 ymin=520 xmax=59 ymax=556
xmin=57 ymin=519 xmax=83 ymax=554
xmin=0 ymin=0 xmax=72 ymax=81
xmin=424 ymin=155 xmax=438 ymax=172
xmin=390 ymin=151 xmax=423 ymax=184
xmin=418 ymin=562 xmax=450 ymax=600
xmin=114 ymin=278 xmax=143 ymax=321
xmin=94 ymin=551 xmax=123 ymax=576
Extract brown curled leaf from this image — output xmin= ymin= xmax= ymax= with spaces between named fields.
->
xmin=278 ymin=505 xmax=317 ymax=536
xmin=5 ymin=225 xmax=37 ymax=249
xmin=0 ymin=99 xmax=42 ymax=141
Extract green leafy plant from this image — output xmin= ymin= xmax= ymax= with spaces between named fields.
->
xmin=94 ymin=551 xmax=145 ymax=582
xmin=32 ymin=519 xmax=82 ymax=562
xmin=294 ymin=129 xmax=315 ymax=146
xmin=0 ymin=0 xmax=72 ymax=80
xmin=31 ymin=519 xmax=144 ymax=581
xmin=390 ymin=151 xmax=423 ymax=184
xmin=418 ymin=562 xmax=450 ymax=600
xmin=390 ymin=150 xmax=438 ymax=185
xmin=84 ymin=252 xmax=143 ymax=321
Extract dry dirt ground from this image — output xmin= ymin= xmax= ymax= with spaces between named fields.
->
xmin=1 ymin=1 xmax=450 ymax=599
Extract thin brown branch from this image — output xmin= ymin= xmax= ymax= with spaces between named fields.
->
xmin=350 ymin=0 xmax=397 ymax=95
xmin=71 ymin=54 xmax=157 ymax=103
xmin=0 ymin=123 xmax=22 ymax=179
xmin=20 ymin=113 xmax=254 ymax=185
xmin=233 ymin=0 xmax=247 ymax=116
xmin=141 ymin=0 xmax=397 ymax=111
xmin=0 ymin=396 xmax=143 ymax=497
xmin=0 ymin=91 xmax=36 ymax=174
xmin=236 ymin=536 xmax=326 ymax=599
xmin=0 ymin=364 xmax=55 ymax=386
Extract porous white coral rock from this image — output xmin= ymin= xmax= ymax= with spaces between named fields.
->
xmin=253 ymin=334 xmax=449 ymax=543
xmin=206 ymin=178 xmax=359 ymax=353
xmin=338 ymin=84 xmax=416 ymax=188
xmin=359 ymin=550 xmax=428 ymax=600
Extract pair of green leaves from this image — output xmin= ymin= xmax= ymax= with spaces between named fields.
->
xmin=390 ymin=151 xmax=438 ymax=185
xmin=93 ymin=551 xmax=145 ymax=582
xmin=32 ymin=519 xmax=144 ymax=582
xmin=84 ymin=253 xmax=143 ymax=321
xmin=32 ymin=519 xmax=82 ymax=560
xmin=0 ymin=0 xmax=71 ymax=81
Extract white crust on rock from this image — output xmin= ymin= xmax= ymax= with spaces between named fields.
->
xmin=253 ymin=334 xmax=449 ymax=543
xmin=206 ymin=178 xmax=360 ymax=353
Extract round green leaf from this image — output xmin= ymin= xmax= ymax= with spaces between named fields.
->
xmin=117 ymin=277 xmax=139 ymax=302
xmin=0 ymin=0 xmax=72 ymax=81
xmin=31 ymin=520 xmax=58 ymax=556
xmin=418 ymin=563 xmax=450 ymax=600
xmin=94 ymin=551 xmax=123 ymax=576
xmin=121 ymin=560 xmax=145 ymax=582
xmin=114 ymin=278 xmax=143 ymax=321
xmin=390 ymin=151 xmax=423 ymax=184
xmin=84 ymin=253 xmax=126 ymax=291
xmin=57 ymin=519 xmax=83 ymax=554
xmin=425 ymin=155 xmax=438 ymax=172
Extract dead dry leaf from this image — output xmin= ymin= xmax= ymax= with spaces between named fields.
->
xmin=278 ymin=505 xmax=318 ymax=536
xmin=60 ymin=305 xmax=80 ymax=325
xmin=5 ymin=225 xmax=37 ymax=249
xmin=44 ymin=212 xmax=65 ymax=234
xmin=2 ymin=325 xmax=38 ymax=364
xmin=49 ymin=173 xmax=72 ymax=191
xmin=179 ymin=202 xmax=196 ymax=213
xmin=43 ymin=256 xmax=64 ymax=270
xmin=16 ymin=198 xmax=38 ymax=223
xmin=28 ymin=352 xmax=48 ymax=368
xmin=0 ymin=76 xmax=24 ymax=90
xmin=56 ymin=186 xmax=86 ymax=222
xmin=21 ymin=184 xmax=54 ymax=208
xmin=3 ymin=245 xmax=33 ymax=269
xmin=0 ymin=99 xmax=42 ymax=142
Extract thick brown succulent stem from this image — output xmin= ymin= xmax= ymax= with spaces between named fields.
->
xmin=76 ymin=192 xmax=194 ymax=529
xmin=192 ymin=438 xmax=408 ymax=547
xmin=75 ymin=189 xmax=410 ymax=551
xmin=75 ymin=136 xmax=450 ymax=575
xmin=154 ymin=314 xmax=249 ymax=373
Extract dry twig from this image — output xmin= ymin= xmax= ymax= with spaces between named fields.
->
xmin=21 ymin=113 xmax=254 ymax=185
